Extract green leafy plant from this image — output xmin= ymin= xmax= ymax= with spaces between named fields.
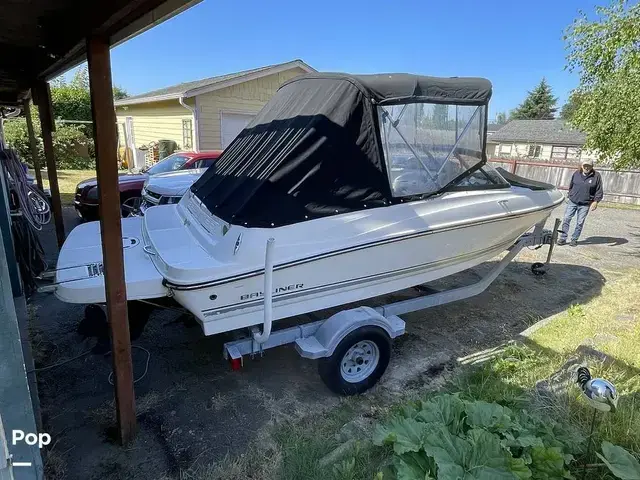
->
xmin=566 ymin=304 xmax=585 ymax=318
xmin=374 ymin=394 xmax=585 ymax=479
xmin=373 ymin=394 xmax=640 ymax=479
xmin=597 ymin=441 xmax=640 ymax=479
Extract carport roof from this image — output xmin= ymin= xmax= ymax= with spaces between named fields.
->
xmin=114 ymin=59 xmax=316 ymax=106
xmin=0 ymin=0 xmax=201 ymax=106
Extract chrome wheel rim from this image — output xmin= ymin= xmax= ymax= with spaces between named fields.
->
xmin=340 ymin=340 xmax=379 ymax=383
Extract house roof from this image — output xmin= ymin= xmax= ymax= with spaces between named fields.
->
xmin=490 ymin=119 xmax=586 ymax=146
xmin=115 ymin=59 xmax=315 ymax=106
xmin=487 ymin=123 xmax=502 ymax=132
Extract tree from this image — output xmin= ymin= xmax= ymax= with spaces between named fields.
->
xmin=51 ymin=80 xmax=92 ymax=121
xmin=432 ymin=104 xmax=449 ymax=128
xmin=113 ymin=86 xmax=128 ymax=100
xmin=49 ymin=66 xmax=128 ymax=121
xmin=495 ymin=112 xmax=507 ymax=124
xmin=71 ymin=67 xmax=89 ymax=90
xmin=559 ymin=92 xmax=584 ymax=121
xmin=510 ymin=78 xmax=557 ymax=120
xmin=565 ymin=1 xmax=640 ymax=169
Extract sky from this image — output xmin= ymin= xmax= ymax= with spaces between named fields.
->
xmin=68 ymin=0 xmax=601 ymax=119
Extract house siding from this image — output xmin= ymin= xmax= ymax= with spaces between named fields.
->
xmin=492 ymin=142 xmax=598 ymax=163
xmin=486 ymin=141 xmax=497 ymax=157
xmin=115 ymin=98 xmax=195 ymax=149
xmin=197 ymin=68 xmax=306 ymax=150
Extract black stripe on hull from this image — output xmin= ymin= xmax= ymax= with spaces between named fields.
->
xmin=201 ymin=236 xmax=518 ymax=316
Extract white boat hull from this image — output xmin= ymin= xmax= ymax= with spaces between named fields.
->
xmin=54 ymin=186 xmax=563 ymax=336
xmin=54 ymin=217 xmax=168 ymax=304
xmin=172 ymin=200 xmax=554 ymax=334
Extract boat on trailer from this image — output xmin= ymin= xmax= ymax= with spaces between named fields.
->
xmin=50 ymin=72 xmax=563 ymax=393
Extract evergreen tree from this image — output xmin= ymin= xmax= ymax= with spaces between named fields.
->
xmin=510 ymin=79 xmax=557 ymax=120
xmin=495 ymin=112 xmax=507 ymax=124
xmin=432 ymin=104 xmax=449 ymax=128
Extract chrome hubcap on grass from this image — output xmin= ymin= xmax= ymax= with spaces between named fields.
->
xmin=340 ymin=340 xmax=379 ymax=383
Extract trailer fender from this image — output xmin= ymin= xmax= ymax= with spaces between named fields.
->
xmin=295 ymin=306 xmax=405 ymax=360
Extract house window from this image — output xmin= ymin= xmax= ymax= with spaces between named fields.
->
xmin=551 ymin=146 xmax=581 ymax=160
xmin=528 ymin=145 xmax=542 ymax=158
xmin=182 ymin=119 xmax=193 ymax=149
xmin=499 ymin=144 xmax=512 ymax=156
xmin=567 ymin=147 xmax=580 ymax=159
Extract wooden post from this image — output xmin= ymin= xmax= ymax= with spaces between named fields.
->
xmin=511 ymin=159 xmax=518 ymax=174
xmin=34 ymin=81 xmax=65 ymax=248
xmin=86 ymin=34 xmax=137 ymax=445
xmin=23 ymin=99 xmax=44 ymax=191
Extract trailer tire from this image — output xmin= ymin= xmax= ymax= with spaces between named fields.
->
xmin=318 ymin=326 xmax=391 ymax=396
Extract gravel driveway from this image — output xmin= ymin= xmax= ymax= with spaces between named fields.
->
xmin=30 ymin=203 xmax=640 ymax=479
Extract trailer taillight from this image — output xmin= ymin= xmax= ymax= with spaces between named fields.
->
xmin=229 ymin=357 xmax=243 ymax=371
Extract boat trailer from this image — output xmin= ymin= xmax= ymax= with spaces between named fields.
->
xmin=223 ymin=218 xmax=561 ymax=395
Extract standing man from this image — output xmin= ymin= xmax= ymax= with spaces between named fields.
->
xmin=558 ymin=159 xmax=603 ymax=246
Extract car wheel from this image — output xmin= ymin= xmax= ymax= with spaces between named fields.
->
xmin=121 ymin=197 xmax=142 ymax=217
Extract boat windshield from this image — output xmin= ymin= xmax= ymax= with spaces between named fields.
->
xmin=378 ymin=103 xmax=486 ymax=197
xmin=454 ymin=162 xmax=510 ymax=189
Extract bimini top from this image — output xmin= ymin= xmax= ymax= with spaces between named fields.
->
xmin=327 ymin=73 xmax=492 ymax=106
xmin=191 ymin=72 xmax=493 ymax=228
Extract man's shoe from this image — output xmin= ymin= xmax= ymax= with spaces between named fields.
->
xmin=557 ymin=238 xmax=567 ymax=246
xmin=570 ymin=239 xmax=578 ymax=247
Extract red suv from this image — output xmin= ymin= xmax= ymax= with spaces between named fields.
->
xmin=74 ymin=150 xmax=222 ymax=221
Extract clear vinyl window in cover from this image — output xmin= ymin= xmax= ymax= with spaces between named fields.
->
xmin=378 ymin=103 xmax=486 ymax=197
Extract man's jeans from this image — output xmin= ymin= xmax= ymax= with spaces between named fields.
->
xmin=560 ymin=200 xmax=590 ymax=242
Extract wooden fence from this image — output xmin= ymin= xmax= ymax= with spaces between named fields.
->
xmin=489 ymin=158 xmax=640 ymax=206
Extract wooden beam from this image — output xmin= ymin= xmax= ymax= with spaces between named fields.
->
xmin=86 ymin=34 xmax=137 ymax=445
xmin=34 ymin=81 xmax=65 ymax=248
xmin=23 ymin=99 xmax=43 ymax=191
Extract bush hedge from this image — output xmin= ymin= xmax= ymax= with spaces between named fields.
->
xmin=3 ymin=117 xmax=95 ymax=170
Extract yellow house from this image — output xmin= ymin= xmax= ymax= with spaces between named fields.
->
xmin=114 ymin=59 xmax=314 ymax=157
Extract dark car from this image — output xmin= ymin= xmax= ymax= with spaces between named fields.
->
xmin=74 ymin=150 xmax=222 ymax=221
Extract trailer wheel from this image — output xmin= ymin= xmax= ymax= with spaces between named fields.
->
xmin=318 ymin=326 xmax=391 ymax=395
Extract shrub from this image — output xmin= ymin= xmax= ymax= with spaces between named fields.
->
xmin=373 ymin=393 xmax=640 ymax=479
xmin=3 ymin=118 xmax=95 ymax=169
xmin=2 ymin=117 xmax=32 ymax=161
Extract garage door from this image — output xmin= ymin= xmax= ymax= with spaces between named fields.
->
xmin=221 ymin=112 xmax=255 ymax=148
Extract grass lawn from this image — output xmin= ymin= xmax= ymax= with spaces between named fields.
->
xmin=39 ymin=169 xmax=129 ymax=206
xmin=189 ymin=270 xmax=640 ymax=479
xmin=600 ymin=201 xmax=640 ymax=211
xmin=40 ymin=169 xmax=95 ymax=206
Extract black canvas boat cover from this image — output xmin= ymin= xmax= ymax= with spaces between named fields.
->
xmin=343 ymin=73 xmax=492 ymax=106
xmin=190 ymin=73 xmax=492 ymax=228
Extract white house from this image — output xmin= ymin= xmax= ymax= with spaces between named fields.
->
xmin=489 ymin=119 xmax=597 ymax=163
